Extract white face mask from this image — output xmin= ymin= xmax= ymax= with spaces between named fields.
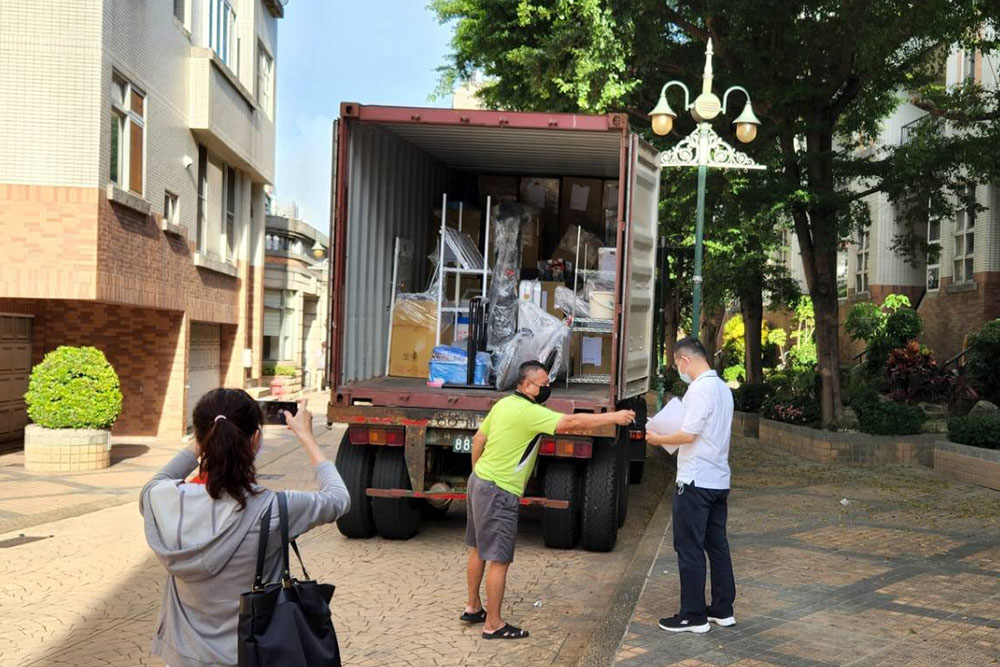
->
xmin=677 ymin=357 xmax=693 ymax=384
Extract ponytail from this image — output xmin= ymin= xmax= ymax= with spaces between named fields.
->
xmin=192 ymin=388 xmax=264 ymax=510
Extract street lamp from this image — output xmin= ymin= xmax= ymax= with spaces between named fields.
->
xmin=649 ymin=39 xmax=765 ymax=340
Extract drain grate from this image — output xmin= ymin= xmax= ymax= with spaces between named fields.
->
xmin=0 ymin=534 xmax=51 ymax=549
xmin=257 ymin=474 xmax=285 ymax=480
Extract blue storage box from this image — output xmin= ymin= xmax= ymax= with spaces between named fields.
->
xmin=429 ymin=346 xmax=490 ymax=385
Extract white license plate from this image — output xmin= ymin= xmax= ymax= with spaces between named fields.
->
xmin=452 ymin=435 xmax=474 ymax=453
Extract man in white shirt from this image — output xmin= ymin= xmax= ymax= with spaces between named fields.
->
xmin=647 ymin=336 xmax=736 ymax=634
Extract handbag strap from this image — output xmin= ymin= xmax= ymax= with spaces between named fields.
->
xmin=252 ymin=499 xmax=274 ymax=590
xmin=276 ymin=491 xmax=310 ymax=582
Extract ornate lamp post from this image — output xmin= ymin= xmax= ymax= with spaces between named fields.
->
xmin=649 ymin=39 xmax=765 ymax=339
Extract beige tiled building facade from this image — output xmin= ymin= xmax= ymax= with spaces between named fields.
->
xmin=0 ymin=0 xmax=285 ymax=440
xmin=779 ymin=46 xmax=1000 ymax=363
xmin=263 ymin=213 xmax=330 ymax=391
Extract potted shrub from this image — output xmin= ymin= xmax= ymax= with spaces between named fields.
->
xmin=262 ymin=363 xmax=301 ymax=398
xmin=23 ymin=346 xmax=123 ymax=473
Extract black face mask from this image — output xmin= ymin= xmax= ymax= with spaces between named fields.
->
xmin=534 ymin=385 xmax=552 ymax=405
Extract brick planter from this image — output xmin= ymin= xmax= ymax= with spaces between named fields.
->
xmin=732 ymin=411 xmax=760 ymax=437
xmin=24 ymin=424 xmax=112 ymax=473
xmin=934 ymin=441 xmax=1000 ymax=491
xmin=758 ymin=418 xmax=937 ymax=467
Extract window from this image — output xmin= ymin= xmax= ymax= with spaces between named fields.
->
xmin=926 ymin=216 xmax=941 ymax=290
xmin=196 ymin=146 xmax=207 ymax=250
xmin=256 ymin=44 xmax=273 ymax=118
xmin=209 ymin=0 xmax=238 ymax=71
xmin=197 ymin=146 xmax=242 ymax=263
xmin=164 ymin=191 xmax=179 ymax=227
xmin=854 ymin=230 xmax=869 ymax=294
xmin=964 ymin=49 xmax=976 ymax=83
xmin=264 ymin=290 xmax=296 ymax=361
xmin=225 ymin=167 xmax=238 ymax=260
xmin=110 ymin=75 xmax=145 ymax=195
xmin=953 ymin=184 xmax=976 ymax=284
xmin=173 ymin=0 xmax=185 ymax=23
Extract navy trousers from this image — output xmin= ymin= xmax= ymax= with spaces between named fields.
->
xmin=672 ymin=482 xmax=736 ymax=621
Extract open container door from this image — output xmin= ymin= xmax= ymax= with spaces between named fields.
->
xmin=617 ymin=134 xmax=661 ymax=400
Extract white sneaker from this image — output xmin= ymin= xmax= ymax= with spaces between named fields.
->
xmin=708 ymin=615 xmax=736 ymax=627
xmin=658 ymin=615 xmax=711 ymax=634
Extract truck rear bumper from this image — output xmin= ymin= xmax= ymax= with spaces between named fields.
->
xmin=365 ymin=488 xmax=569 ymax=509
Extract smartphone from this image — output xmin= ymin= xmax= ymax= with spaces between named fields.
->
xmin=260 ymin=400 xmax=298 ymax=425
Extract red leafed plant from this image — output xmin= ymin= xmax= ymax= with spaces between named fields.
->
xmin=885 ymin=341 xmax=953 ymax=404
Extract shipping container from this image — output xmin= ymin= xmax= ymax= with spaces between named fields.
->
xmin=327 ymin=103 xmax=661 ymax=551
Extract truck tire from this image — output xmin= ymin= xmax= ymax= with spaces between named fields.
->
xmin=542 ymin=459 xmax=580 ymax=549
xmin=334 ymin=437 xmax=376 ymax=538
xmin=616 ymin=432 xmax=629 ymax=528
xmin=580 ymin=438 xmax=618 ymax=552
xmin=629 ymin=460 xmax=646 ymax=485
xmin=371 ymin=448 xmax=422 ymax=540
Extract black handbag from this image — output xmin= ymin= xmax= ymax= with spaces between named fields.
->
xmin=238 ymin=492 xmax=341 ymax=667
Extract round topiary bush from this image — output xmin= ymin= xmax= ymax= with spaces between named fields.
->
xmin=25 ymin=346 xmax=123 ymax=430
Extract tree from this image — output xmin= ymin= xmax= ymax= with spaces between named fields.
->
xmin=432 ymin=0 xmax=994 ymax=426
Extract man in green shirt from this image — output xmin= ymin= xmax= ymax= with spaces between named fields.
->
xmin=461 ymin=360 xmax=636 ymax=639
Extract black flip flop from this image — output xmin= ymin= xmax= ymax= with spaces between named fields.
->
xmin=482 ymin=623 xmax=529 ymax=640
xmin=460 ymin=609 xmax=487 ymax=624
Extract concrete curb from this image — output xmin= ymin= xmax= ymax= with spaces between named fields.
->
xmin=576 ymin=448 xmax=674 ymax=667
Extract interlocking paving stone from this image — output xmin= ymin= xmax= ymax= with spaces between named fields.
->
xmin=616 ymin=437 xmax=1000 ymax=666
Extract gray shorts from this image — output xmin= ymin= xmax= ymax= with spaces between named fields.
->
xmin=465 ymin=472 xmax=520 ymax=563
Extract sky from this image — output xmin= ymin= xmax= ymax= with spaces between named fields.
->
xmin=273 ymin=2 xmax=454 ymax=231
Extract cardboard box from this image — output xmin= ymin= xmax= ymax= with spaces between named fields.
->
xmin=560 ymin=177 xmax=604 ymax=237
xmin=389 ymin=299 xmax=445 ymax=378
xmin=602 ymin=180 xmax=619 ymax=211
xmin=429 ymin=207 xmax=482 ymax=252
xmin=520 ymin=177 xmax=560 ymax=251
xmin=539 ymin=280 xmax=565 ymax=318
xmin=479 ymin=175 xmax=518 ymax=206
xmin=520 ymin=215 xmax=541 ymax=271
xmin=552 ymin=224 xmax=602 ymax=269
xmin=571 ymin=333 xmax=613 ymax=377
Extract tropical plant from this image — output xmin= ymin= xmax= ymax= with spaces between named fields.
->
xmin=963 ymin=319 xmax=1000 ymax=405
xmin=885 ymin=341 xmax=953 ymax=404
xmin=845 ymin=294 xmax=923 ymax=376
xmin=24 ymin=346 xmax=123 ymax=430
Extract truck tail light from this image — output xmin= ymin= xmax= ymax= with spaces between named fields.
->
xmin=347 ymin=426 xmax=405 ymax=446
xmin=630 ymin=429 xmax=645 ymax=441
xmin=539 ymin=437 xmax=592 ymax=459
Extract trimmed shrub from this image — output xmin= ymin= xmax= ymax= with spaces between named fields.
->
xmin=262 ymin=364 xmax=298 ymax=377
xmin=733 ymin=383 xmax=769 ymax=413
xmin=947 ymin=414 xmax=1000 ymax=450
xmin=762 ymin=393 xmax=820 ymax=426
xmin=964 ymin=319 xmax=1000 ymax=405
xmin=723 ymin=365 xmax=746 ymax=383
xmin=25 ymin=346 xmax=122 ymax=430
xmin=856 ymin=400 xmax=926 ymax=436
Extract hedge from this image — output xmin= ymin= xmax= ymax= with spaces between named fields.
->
xmin=947 ymin=414 xmax=1000 ymax=450
xmin=25 ymin=346 xmax=123 ymax=430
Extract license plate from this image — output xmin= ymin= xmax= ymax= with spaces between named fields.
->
xmin=452 ymin=435 xmax=474 ymax=453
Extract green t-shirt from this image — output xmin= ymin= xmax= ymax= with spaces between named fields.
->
xmin=473 ymin=394 xmax=562 ymax=497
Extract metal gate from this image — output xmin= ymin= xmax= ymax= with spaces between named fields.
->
xmin=0 ymin=315 xmax=32 ymax=442
xmin=187 ymin=323 xmax=221 ymax=428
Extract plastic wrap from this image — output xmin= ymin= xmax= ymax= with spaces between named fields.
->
xmin=491 ymin=300 xmax=570 ymax=390
xmin=429 ymin=345 xmax=491 ymax=385
xmin=555 ymin=286 xmax=590 ymax=318
xmin=486 ymin=203 xmax=528 ymax=348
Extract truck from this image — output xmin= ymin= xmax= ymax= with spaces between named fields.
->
xmin=326 ymin=103 xmax=662 ymax=552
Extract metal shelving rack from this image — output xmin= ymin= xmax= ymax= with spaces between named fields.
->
xmin=435 ymin=194 xmax=492 ymax=346
xmin=567 ymin=225 xmax=613 ymax=385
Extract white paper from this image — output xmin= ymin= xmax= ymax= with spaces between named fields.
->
xmin=647 ymin=397 xmax=685 ymax=455
xmin=570 ymin=184 xmax=590 ymax=212
xmin=524 ymin=180 xmax=546 ymax=208
xmin=581 ymin=336 xmax=603 ymax=365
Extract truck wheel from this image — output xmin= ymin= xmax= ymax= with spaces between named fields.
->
xmin=371 ymin=448 xmax=422 ymax=540
xmin=334 ymin=436 xmax=376 ymax=538
xmin=580 ymin=438 xmax=618 ymax=552
xmin=629 ymin=460 xmax=645 ymax=485
xmin=616 ymin=433 xmax=630 ymax=528
xmin=542 ymin=459 xmax=580 ymax=549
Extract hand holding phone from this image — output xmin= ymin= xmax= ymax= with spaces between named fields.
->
xmin=260 ymin=400 xmax=298 ymax=425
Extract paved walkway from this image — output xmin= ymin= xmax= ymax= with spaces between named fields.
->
xmin=0 ymin=415 xmax=669 ymax=666
xmin=617 ymin=437 xmax=1000 ymax=666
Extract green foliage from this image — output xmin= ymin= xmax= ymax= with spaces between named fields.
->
xmin=723 ymin=365 xmax=746 ymax=383
xmin=787 ymin=340 xmax=818 ymax=370
xmin=263 ymin=364 xmax=297 ymax=377
xmin=844 ymin=302 xmax=885 ymax=343
xmin=767 ymin=328 xmax=787 ymax=349
xmin=844 ymin=295 xmax=923 ymax=376
xmin=948 ymin=415 xmax=1000 ymax=450
xmin=841 ymin=365 xmax=880 ymax=410
xmin=762 ymin=392 xmax=820 ymax=427
xmin=856 ymin=400 xmax=926 ymax=436
xmin=733 ymin=383 xmax=769 ymax=413
xmin=25 ymin=346 xmax=122 ymax=430
xmin=964 ymin=319 xmax=1000 ymax=405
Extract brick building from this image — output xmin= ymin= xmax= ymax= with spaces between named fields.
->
xmin=778 ymin=45 xmax=1000 ymax=364
xmin=263 ymin=211 xmax=329 ymax=391
xmin=0 ymin=0 xmax=285 ymax=442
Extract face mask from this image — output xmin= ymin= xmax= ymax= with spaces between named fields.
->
xmin=534 ymin=385 xmax=552 ymax=404
xmin=678 ymin=358 xmax=693 ymax=384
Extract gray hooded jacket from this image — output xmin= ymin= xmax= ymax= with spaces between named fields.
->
xmin=139 ymin=448 xmax=350 ymax=667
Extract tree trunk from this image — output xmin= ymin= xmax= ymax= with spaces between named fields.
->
xmin=741 ymin=291 xmax=764 ymax=385
xmin=700 ymin=306 xmax=725 ymax=365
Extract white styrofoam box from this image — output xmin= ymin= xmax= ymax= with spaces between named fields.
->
xmin=598 ymin=247 xmax=617 ymax=273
